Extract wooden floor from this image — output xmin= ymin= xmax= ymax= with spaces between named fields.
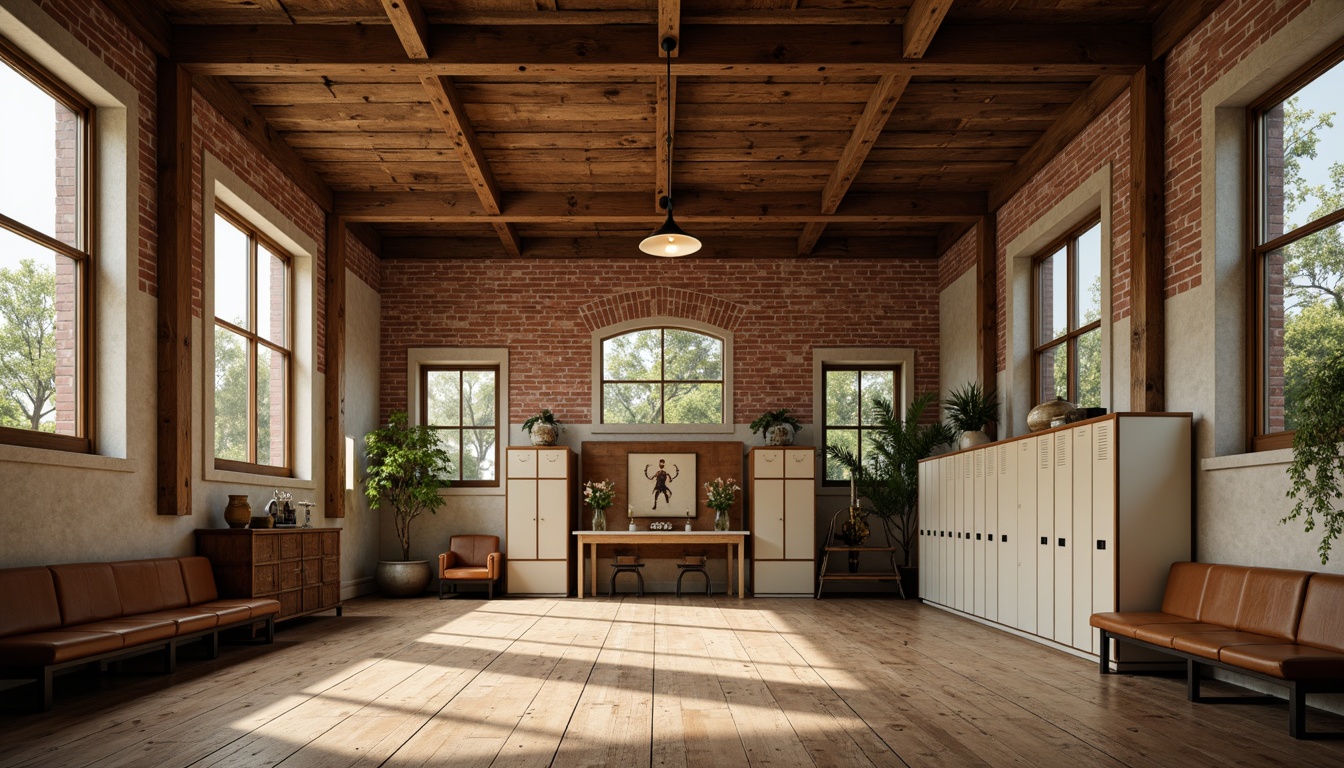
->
xmin=2 ymin=596 xmax=1343 ymax=767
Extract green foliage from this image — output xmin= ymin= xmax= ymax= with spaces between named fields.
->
xmin=825 ymin=393 xmax=955 ymax=565
xmin=748 ymin=407 xmax=802 ymax=435
xmin=602 ymin=328 xmax=723 ymax=424
xmin=364 ymin=411 xmax=454 ymax=561
xmin=1283 ymin=350 xmax=1344 ymax=564
xmin=520 ymin=407 xmax=563 ymax=434
xmin=0 ymin=259 xmax=57 ymax=431
xmin=213 ymin=327 xmax=249 ymax=460
xmin=583 ymin=479 xmax=616 ymax=512
xmin=943 ymin=382 xmax=1001 ymax=433
xmin=703 ymin=477 xmax=740 ymax=512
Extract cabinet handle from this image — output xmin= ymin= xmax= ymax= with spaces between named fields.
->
xmin=1001 ymin=535 xmax=1008 ymax=543
xmin=1096 ymin=540 xmax=1107 ymax=550
xmin=517 ymin=454 xmax=530 ymax=462
xmin=975 ymin=533 xmax=982 ymax=541
xmin=1041 ymin=536 xmax=1048 ymax=545
xmin=1058 ymin=538 xmax=1066 ymax=547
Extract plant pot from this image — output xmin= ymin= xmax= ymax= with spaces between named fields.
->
xmin=764 ymin=423 xmax=795 ymax=446
xmin=898 ymin=566 xmax=919 ymax=599
xmin=958 ymin=430 xmax=991 ymax=450
xmin=529 ymin=422 xmax=560 ymax=446
xmin=223 ymin=494 xmax=252 ymax=529
xmin=375 ymin=560 xmax=432 ymax=598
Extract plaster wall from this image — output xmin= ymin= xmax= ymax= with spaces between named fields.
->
xmin=339 ymin=275 xmax=381 ymax=596
xmin=939 ymin=270 xmax=978 ymax=398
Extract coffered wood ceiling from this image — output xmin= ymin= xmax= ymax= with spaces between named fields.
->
xmin=128 ymin=0 xmax=1193 ymax=260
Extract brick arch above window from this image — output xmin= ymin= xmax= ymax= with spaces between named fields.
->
xmin=577 ymin=287 xmax=747 ymax=335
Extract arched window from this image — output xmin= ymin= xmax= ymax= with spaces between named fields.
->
xmin=599 ymin=326 xmax=725 ymax=425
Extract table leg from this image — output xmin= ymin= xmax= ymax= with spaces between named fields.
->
xmin=725 ymin=544 xmax=732 ymax=596
xmin=590 ymin=543 xmax=597 ymax=597
xmin=576 ymin=537 xmax=584 ymax=599
xmin=737 ymin=539 xmax=745 ymax=599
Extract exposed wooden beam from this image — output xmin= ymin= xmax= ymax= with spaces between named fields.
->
xmin=976 ymin=213 xmax=998 ymax=403
xmin=1130 ymin=60 xmax=1165 ymax=412
xmin=797 ymin=222 xmax=826 ymax=256
xmin=324 ymin=214 xmax=347 ymax=518
xmin=493 ymin=222 xmax=524 ymax=258
xmin=193 ymin=77 xmax=334 ymax=212
xmin=166 ymin=10 xmax=907 ymax=26
xmin=381 ymin=0 xmax=431 ymax=59
xmin=381 ymin=235 xmax=939 ymax=260
xmin=654 ymin=72 xmax=676 ymax=210
xmin=101 ymin=0 xmax=172 ymax=58
xmin=903 ymin=0 xmax=954 ymax=58
xmin=420 ymin=75 xmax=503 ymax=215
xmin=987 ymin=75 xmax=1129 ymax=210
xmin=1152 ymin=0 xmax=1224 ymax=60
xmin=335 ymin=190 xmax=987 ymax=223
xmin=659 ymin=0 xmax=680 ymax=56
xmin=820 ymin=74 xmax=913 ymax=214
xmin=156 ymin=59 xmax=192 ymax=517
xmin=173 ymin=23 xmax=1150 ymax=78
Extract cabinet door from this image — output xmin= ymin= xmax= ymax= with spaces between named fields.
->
xmin=783 ymin=478 xmax=814 ymax=561
xmin=1036 ymin=433 xmax=1055 ymax=639
xmin=997 ymin=444 xmax=1018 ymax=628
xmin=754 ymin=449 xmax=784 ymax=478
xmin=1016 ymin=438 xmax=1038 ymax=633
xmin=1052 ymin=429 xmax=1072 ymax=647
xmin=1092 ymin=420 xmax=1117 ymax=653
xmin=784 ymin=449 xmax=813 ymax=478
xmin=538 ymin=448 xmax=568 ymax=479
xmin=983 ymin=445 xmax=998 ymax=622
xmin=754 ymin=478 xmax=785 ymax=560
xmin=508 ymin=449 xmax=538 ymax=479
xmin=507 ymin=479 xmax=538 ymax=560
xmin=1071 ymin=424 xmax=1094 ymax=652
xmin=537 ymin=478 xmax=569 ymax=560
xmin=973 ymin=449 xmax=986 ymax=617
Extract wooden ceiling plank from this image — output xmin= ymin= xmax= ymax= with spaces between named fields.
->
xmin=903 ymin=0 xmax=954 ymax=59
xmin=171 ymin=23 xmax=1150 ymax=78
xmin=381 ymin=235 xmax=938 ymax=260
xmin=421 ymin=75 xmax=504 ymax=215
xmin=380 ymin=0 xmax=432 ymax=60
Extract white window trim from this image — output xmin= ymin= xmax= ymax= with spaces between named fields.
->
xmin=1003 ymin=164 xmax=1115 ymax=438
xmin=812 ymin=346 xmax=916 ymax=496
xmin=0 ymin=1 xmax=136 ymax=469
xmin=201 ymin=152 xmax=317 ymax=488
xmin=407 ymin=347 xmax=509 ymax=496
xmin=590 ymin=316 xmax=735 ymax=434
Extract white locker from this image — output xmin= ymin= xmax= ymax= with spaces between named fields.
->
xmin=1016 ymin=437 xmax=1038 ymax=634
xmin=1071 ymin=424 xmax=1095 ymax=653
xmin=1036 ymin=433 xmax=1055 ymax=639
xmin=1092 ymin=420 xmax=1117 ymax=655
xmin=750 ymin=447 xmax=816 ymax=595
xmin=983 ymin=446 xmax=997 ymax=622
xmin=505 ymin=446 xmax=572 ymax=596
xmin=943 ymin=456 xmax=956 ymax=608
xmin=960 ymin=452 xmax=973 ymax=612
xmin=1052 ymin=429 xmax=1073 ymax=647
xmin=996 ymin=443 xmax=1018 ymax=628
xmin=973 ymin=450 xmax=987 ymax=617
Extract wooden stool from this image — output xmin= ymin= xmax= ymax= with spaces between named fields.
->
xmin=609 ymin=562 xmax=645 ymax=596
xmin=676 ymin=556 xmax=711 ymax=597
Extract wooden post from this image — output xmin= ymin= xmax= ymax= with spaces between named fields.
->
xmin=325 ymin=214 xmax=347 ymax=517
xmin=156 ymin=59 xmax=192 ymax=516
xmin=1130 ymin=59 xmax=1166 ymax=412
xmin=976 ymin=213 xmax=999 ymax=411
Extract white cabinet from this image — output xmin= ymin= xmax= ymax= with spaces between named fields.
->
xmin=505 ymin=447 xmax=573 ymax=595
xmin=918 ymin=414 xmax=1191 ymax=660
xmin=750 ymin=447 xmax=815 ymax=595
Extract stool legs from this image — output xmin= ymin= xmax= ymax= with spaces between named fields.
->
xmin=610 ymin=566 xmax=645 ymax=597
xmin=676 ymin=565 xmax=711 ymax=597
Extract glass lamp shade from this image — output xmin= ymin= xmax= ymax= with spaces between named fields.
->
xmin=639 ymin=211 xmax=702 ymax=257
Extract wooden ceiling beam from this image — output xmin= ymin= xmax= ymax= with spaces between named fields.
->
xmin=172 ymin=23 xmax=1149 ymax=78
xmin=493 ymin=222 xmax=524 ymax=258
xmin=420 ymin=74 xmax=502 ymax=215
xmin=380 ymin=0 xmax=431 ymax=60
xmin=164 ymin=10 xmax=910 ymax=27
xmin=335 ymin=190 xmax=987 ymax=224
xmin=381 ymin=235 xmax=939 ymax=260
xmin=659 ymin=0 xmax=681 ymax=56
xmin=902 ymin=0 xmax=954 ymax=58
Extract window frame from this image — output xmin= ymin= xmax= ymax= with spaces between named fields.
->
xmin=820 ymin=363 xmax=900 ymax=488
xmin=1030 ymin=215 xmax=1103 ymax=407
xmin=212 ymin=203 xmax=293 ymax=477
xmin=1246 ymin=38 xmax=1344 ymax=453
xmin=419 ymin=363 xmax=501 ymax=488
xmin=0 ymin=36 xmax=94 ymax=454
xmin=598 ymin=325 xmax=726 ymax=426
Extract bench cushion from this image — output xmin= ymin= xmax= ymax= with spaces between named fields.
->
xmin=1234 ymin=567 xmax=1311 ymax=641
xmin=138 ymin=608 xmax=220 ymax=635
xmin=1197 ymin=565 xmax=1251 ymax=626
xmin=1297 ymin=573 xmax=1344 ymax=654
xmin=0 ymin=631 xmax=124 ymax=666
xmin=1171 ymin=630 xmax=1290 ymax=660
xmin=1132 ymin=622 xmax=1229 ymax=647
xmin=0 ymin=567 xmax=63 ymax=638
xmin=1218 ymin=643 xmax=1344 ymax=679
xmin=442 ymin=567 xmax=492 ymax=580
xmin=112 ymin=560 xmax=190 ymax=614
xmin=1161 ymin=561 xmax=1214 ymax=619
xmin=1090 ymin=612 xmax=1191 ymax=639
xmin=197 ymin=599 xmax=281 ymax=621
xmin=74 ymin=617 xmax=178 ymax=647
xmin=50 ymin=563 xmax=123 ymax=626
xmin=179 ymin=557 xmax=220 ymax=604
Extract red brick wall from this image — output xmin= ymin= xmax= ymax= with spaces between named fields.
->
xmin=347 ymin=232 xmax=380 ymax=292
xmin=378 ymin=259 xmax=942 ymax=426
xmin=937 ymin=227 xmax=977 ymax=292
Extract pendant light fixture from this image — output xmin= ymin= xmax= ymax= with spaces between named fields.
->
xmin=640 ymin=37 xmax=702 ymax=257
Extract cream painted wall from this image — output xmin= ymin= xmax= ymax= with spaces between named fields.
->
xmin=340 ymin=276 xmax=381 ymax=596
xmin=939 ymin=270 xmax=979 ymax=399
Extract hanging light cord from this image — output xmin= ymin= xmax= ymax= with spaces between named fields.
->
xmin=662 ymin=36 xmax=675 ymax=212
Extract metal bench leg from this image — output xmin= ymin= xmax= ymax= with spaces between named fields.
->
xmin=1188 ymin=659 xmax=1202 ymax=702
xmin=1290 ymin=682 xmax=1306 ymax=739
xmin=40 ymin=668 xmax=54 ymax=712
xmin=1098 ymin=629 xmax=1111 ymax=674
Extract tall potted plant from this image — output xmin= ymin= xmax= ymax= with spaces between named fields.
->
xmin=945 ymin=382 xmax=1001 ymax=449
xmin=1283 ymin=349 xmax=1344 ymax=564
xmin=364 ymin=411 xmax=454 ymax=597
xmin=826 ymin=392 xmax=955 ymax=594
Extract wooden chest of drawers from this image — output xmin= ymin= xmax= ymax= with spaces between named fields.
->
xmin=195 ymin=528 xmax=343 ymax=621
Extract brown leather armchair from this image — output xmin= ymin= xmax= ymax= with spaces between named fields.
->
xmin=438 ymin=535 xmax=503 ymax=599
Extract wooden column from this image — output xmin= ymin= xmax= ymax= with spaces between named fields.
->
xmin=325 ymin=214 xmax=347 ymax=518
xmin=156 ymin=59 xmax=193 ymax=516
xmin=1130 ymin=59 xmax=1166 ymax=412
xmin=976 ymin=213 xmax=999 ymax=402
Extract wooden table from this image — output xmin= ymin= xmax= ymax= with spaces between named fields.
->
xmin=573 ymin=531 xmax=750 ymax=599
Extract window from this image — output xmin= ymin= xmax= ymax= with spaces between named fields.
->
xmin=1249 ymin=41 xmax=1344 ymax=451
xmin=422 ymin=365 xmax=498 ymax=486
xmin=1032 ymin=219 xmax=1102 ymax=408
xmin=822 ymin=365 xmax=897 ymax=483
xmin=0 ymin=38 xmax=91 ymax=452
xmin=600 ymin=327 xmax=724 ymax=424
xmin=213 ymin=207 xmax=291 ymax=475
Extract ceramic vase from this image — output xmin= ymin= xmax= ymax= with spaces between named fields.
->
xmin=959 ymin=430 xmax=991 ymax=450
xmin=224 ymin=494 xmax=251 ymax=529
xmin=764 ymin=424 xmax=795 ymax=446
xmin=1026 ymin=397 xmax=1079 ymax=432
xmin=529 ymin=423 xmax=559 ymax=446
xmin=374 ymin=560 xmax=432 ymax=598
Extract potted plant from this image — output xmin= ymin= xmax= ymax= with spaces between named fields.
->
xmin=749 ymin=408 xmax=802 ymax=446
xmin=364 ymin=411 xmax=454 ymax=597
xmin=521 ymin=408 xmax=564 ymax=446
xmin=945 ymin=382 xmax=1001 ymax=449
xmin=826 ymin=393 xmax=955 ymax=595
xmin=1283 ymin=349 xmax=1344 ymax=564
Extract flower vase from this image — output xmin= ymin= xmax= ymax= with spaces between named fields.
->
xmin=592 ymin=508 xmax=606 ymax=531
xmin=714 ymin=508 xmax=730 ymax=531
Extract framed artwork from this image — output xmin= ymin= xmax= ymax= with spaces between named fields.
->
xmin=627 ymin=453 xmax=697 ymax=518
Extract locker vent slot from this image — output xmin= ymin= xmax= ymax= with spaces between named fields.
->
xmin=1039 ymin=440 xmax=1050 ymax=469
xmin=1096 ymin=424 xmax=1111 ymax=461
xmin=976 ymin=452 xmax=983 ymax=478
xmin=1056 ymin=434 xmax=1068 ymax=465
xmin=987 ymin=449 xmax=995 ymax=475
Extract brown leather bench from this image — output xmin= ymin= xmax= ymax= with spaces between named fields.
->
xmin=0 ymin=556 xmax=280 ymax=711
xmin=1090 ymin=562 xmax=1344 ymax=738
